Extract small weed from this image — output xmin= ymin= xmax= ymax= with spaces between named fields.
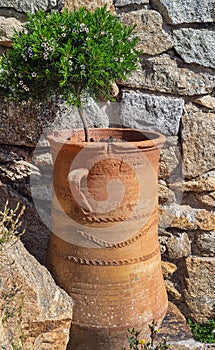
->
xmin=0 ymin=201 xmax=25 ymax=250
xmin=122 ymin=320 xmax=170 ymax=349
xmin=188 ymin=318 xmax=215 ymax=344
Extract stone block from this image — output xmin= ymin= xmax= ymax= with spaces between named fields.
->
xmin=0 ymin=17 xmax=23 ymax=41
xmin=183 ymin=256 xmax=215 ymax=323
xmin=196 ymin=231 xmax=215 ymax=257
xmin=151 ymin=0 xmax=215 ymax=24
xmin=121 ymin=91 xmax=184 ymax=136
xmin=0 ymin=0 xmax=59 ymax=13
xmin=0 ymin=240 xmax=73 ymax=349
xmin=119 ymin=10 xmax=173 ymax=55
xmin=64 ymin=0 xmax=113 ymax=11
xmin=115 ymin=0 xmax=148 ymax=7
xmin=122 ymin=55 xmax=215 ymax=96
xmin=173 ymin=28 xmax=215 ymax=69
xmin=182 ymin=104 xmax=215 ymax=179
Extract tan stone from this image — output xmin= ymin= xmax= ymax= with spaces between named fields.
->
xmin=0 ymin=240 xmax=73 ymax=349
xmin=159 ymin=204 xmax=215 ymax=231
xmin=0 ymin=17 xmax=23 ymax=41
xmin=64 ymin=0 xmax=114 ymax=11
xmin=159 ymin=182 xmax=176 ymax=205
xmin=164 ymin=280 xmax=182 ymax=300
xmin=162 ymin=261 xmax=177 ymax=277
xmin=122 ymin=55 xmax=215 ymax=96
xmin=170 ymin=177 xmax=215 ymax=192
xmin=167 ymin=232 xmax=191 ymax=259
xmin=194 ymin=191 xmax=215 ymax=208
xmin=159 ymin=136 xmax=181 ymax=181
xmin=119 ymin=10 xmax=173 ymax=54
xmin=182 ymin=104 xmax=215 ymax=179
xmin=183 ymin=256 xmax=215 ymax=323
xmin=194 ymin=95 xmax=215 ymax=110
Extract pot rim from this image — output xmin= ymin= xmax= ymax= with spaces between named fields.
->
xmin=47 ymin=128 xmax=166 ymax=150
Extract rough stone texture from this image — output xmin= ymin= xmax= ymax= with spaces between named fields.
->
xmin=0 ymin=0 xmax=62 ymax=13
xmin=170 ymin=177 xmax=215 ymax=193
xmin=122 ymin=55 xmax=215 ymax=96
xmin=158 ymin=181 xmax=176 ymax=205
xmin=0 ymin=181 xmax=50 ymax=264
xmin=194 ymin=95 xmax=215 ymax=110
xmin=159 ymin=203 xmax=215 ymax=231
xmin=173 ymin=28 xmax=215 ymax=69
xmin=182 ymin=257 xmax=215 ymax=323
xmin=121 ymin=91 xmax=184 ymax=136
xmin=159 ymin=137 xmax=182 ymax=182
xmin=64 ymin=0 xmax=113 ymax=11
xmin=151 ymin=0 xmax=215 ymax=24
xmin=0 ymin=98 xmax=109 ymax=147
xmin=119 ymin=10 xmax=173 ymax=55
xmin=182 ymin=105 xmax=215 ymax=179
xmin=0 ymin=240 xmax=73 ymax=349
xmin=166 ymin=232 xmax=191 ymax=260
xmin=196 ymin=231 xmax=215 ymax=257
xmin=115 ymin=0 xmax=148 ymax=7
xmin=0 ymin=17 xmax=23 ymax=41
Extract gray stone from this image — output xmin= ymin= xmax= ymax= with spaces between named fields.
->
xmin=196 ymin=231 xmax=215 ymax=257
xmin=64 ymin=0 xmax=113 ymax=11
xmin=183 ymin=256 xmax=215 ymax=323
xmin=166 ymin=232 xmax=191 ymax=260
xmin=173 ymin=28 xmax=215 ymax=69
xmin=122 ymin=55 xmax=215 ymax=96
xmin=0 ymin=98 xmax=109 ymax=147
xmin=151 ymin=0 xmax=215 ymax=24
xmin=182 ymin=104 xmax=215 ymax=179
xmin=119 ymin=10 xmax=173 ymax=55
xmin=0 ymin=0 xmax=59 ymax=13
xmin=120 ymin=91 xmax=184 ymax=136
xmin=115 ymin=0 xmax=148 ymax=6
xmin=0 ymin=240 xmax=73 ymax=349
xmin=0 ymin=17 xmax=23 ymax=41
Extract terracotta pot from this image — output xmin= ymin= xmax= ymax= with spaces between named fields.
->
xmin=46 ymin=128 xmax=168 ymax=350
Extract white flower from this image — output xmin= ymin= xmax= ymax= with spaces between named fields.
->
xmin=19 ymin=80 xmax=23 ymax=85
xmin=61 ymin=32 xmax=66 ymax=37
xmin=31 ymin=72 xmax=37 ymax=77
xmin=80 ymin=64 xmax=85 ymax=70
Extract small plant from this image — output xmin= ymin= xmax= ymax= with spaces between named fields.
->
xmin=123 ymin=321 xmax=170 ymax=350
xmin=188 ymin=318 xmax=215 ymax=344
xmin=0 ymin=201 xmax=25 ymax=250
xmin=0 ymin=6 xmax=139 ymax=141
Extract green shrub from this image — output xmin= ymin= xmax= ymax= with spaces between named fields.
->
xmin=0 ymin=6 xmax=139 ymax=107
xmin=188 ymin=318 xmax=215 ymax=344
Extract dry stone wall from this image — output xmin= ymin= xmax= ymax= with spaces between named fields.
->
xmin=0 ymin=0 xmax=214 ymax=339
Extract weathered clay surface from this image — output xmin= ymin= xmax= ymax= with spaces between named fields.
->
xmin=0 ymin=240 xmax=73 ymax=349
xmin=119 ymin=10 xmax=173 ymax=55
xmin=182 ymin=257 xmax=215 ymax=323
xmin=151 ymin=0 xmax=215 ymax=24
xmin=47 ymin=128 xmax=168 ymax=350
xmin=181 ymin=104 xmax=215 ymax=179
xmin=121 ymin=91 xmax=184 ymax=136
xmin=173 ymin=28 xmax=215 ymax=69
xmin=122 ymin=55 xmax=215 ymax=95
xmin=0 ymin=17 xmax=23 ymax=41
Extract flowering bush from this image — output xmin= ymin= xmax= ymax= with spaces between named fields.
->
xmin=0 ymin=6 xmax=139 ymax=107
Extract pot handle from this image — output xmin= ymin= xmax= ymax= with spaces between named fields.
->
xmin=68 ymin=168 xmax=93 ymax=213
